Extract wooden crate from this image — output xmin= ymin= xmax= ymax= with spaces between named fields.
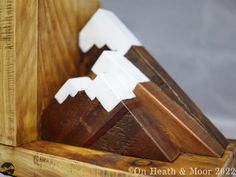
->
xmin=0 ymin=0 xmax=235 ymax=176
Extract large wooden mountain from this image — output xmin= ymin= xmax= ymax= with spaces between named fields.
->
xmin=41 ymin=8 xmax=227 ymax=163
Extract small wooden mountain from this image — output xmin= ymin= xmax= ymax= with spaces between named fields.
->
xmin=41 ymin=91 xmax=180 ymax=162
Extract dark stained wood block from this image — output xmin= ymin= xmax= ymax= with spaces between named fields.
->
xmin=134 ymin=82 xmax=225 ymax=157
xmin=41 ymin=91 xmax=127 ymax=146
xmin=79 ymin=46 xmax=109 ymax=76
xmin=80 ymin=45 xmax=228 ymax=149
xmin=125 ymin=46 xmax=228 ymax=149
xmin=41 ymin=91 xmax=180 ymax=162
xmin=79 ymin=44 xmax=227 ymax=153
xmin=41 ymin=45 xmax=228 ymax=162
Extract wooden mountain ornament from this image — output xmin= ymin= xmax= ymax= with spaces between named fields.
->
xmin=78 ymin=8 xmax=227 ymax=153
xmin=125 ymin=46 xmax=228 ymax=149
xmin=42 ymin=64 xmax=180 ymax=162
xmin=0 ymin=1 xmax=235 ymax=176
xmin=78 ymin=8 xmax=226 ymax=152
xmin=41 ymin=8 xmax=229 ymax=162
xmin=42 ymin=90 xmax=180 ymax=162
xmin=42 ymin=49 xmax=227 ymax=162
xmin=92 ymin=51 xmax=225 ymax=156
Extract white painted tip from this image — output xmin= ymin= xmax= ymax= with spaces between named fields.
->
xmin=79 ymin=8 xmax=141 ymax=54
xmin=86 ymin=73 xmax=136 ymax=112
xmin=55 ymin=77 xmax=92 ymax=104
xmin=54 ymin=73 xmax=136 ymax=112
xmin=92 ymin=51 xmax=150 ymax=90
xmin=54 ymin=51 xmax=150 ymax=112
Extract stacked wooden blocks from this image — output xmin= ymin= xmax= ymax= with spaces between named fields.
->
xmin=42 ymin=9 xmax=228 ymax=162
xmin=0 ymin=1 xmax=235 ymax=176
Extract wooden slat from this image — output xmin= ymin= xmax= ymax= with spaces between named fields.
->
xmin=126 ymin=46 xmax=228 ymax=148
xmin=0 ymin=0 xmax=38 ymax=146
xmin=0 ymin=141 xmax=235 ymax=177
xmin=0 ymin=141 xmax=140 ymax=177
xmin=134 ymin=82 xmax=225 ymax=157
xmin=38 ymin=0 xmax=99 ymax=113
xmin=0 ymin=0 xmax=99 ymax=146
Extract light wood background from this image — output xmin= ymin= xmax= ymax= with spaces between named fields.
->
xmin=0 ymin=141 xmax=235 ymax=177
xmin=0 ymin=0 xmax=99 ymax=146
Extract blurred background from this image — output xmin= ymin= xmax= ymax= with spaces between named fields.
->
xmin=101 ymin=0 xmax=236 ymax=139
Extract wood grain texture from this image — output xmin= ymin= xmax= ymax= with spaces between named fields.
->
xmin=41 ymin=91 xmax=129 ymax=146
xmin=90 ymin=106 xmax=180 ymax=161
xmin=126 ymin=46 xmax=228 ymax=148
xmin=0 ymin=141 xmax=235 ymax=177
xmin=134 ymin=82 xmax=225 ymax=157
xmin=0 ymin=0 xmax=38 ymax=146
xmin=38 ymin=0 xmax=99 ymax=117
xmin=41 ymin=91 xmax=180 ymax=162
xmin=0 ymin=0 xmax=16 ymax=146
xmin=0 ymin=0 xmax=99 ymax=146
xmin=0 ymin=141 xmax=141 ymax=177
xmin=80 ymin=45 xmax=227 ymax=151
xmin=78 ymin=44 xmax=226 ymax=158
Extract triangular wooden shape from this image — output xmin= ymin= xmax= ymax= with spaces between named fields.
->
xmin=78 ymin=8 xmax=227 ymax=153
xmin=135 ymin=82 xmax=224 ymax=157
xmin=125 ymin=46 xmax=228 ymax=149
xmin=78 ymin=46 xmax=227 ymax=157
xmin=41 ymin=91 xmax=180 ymax=162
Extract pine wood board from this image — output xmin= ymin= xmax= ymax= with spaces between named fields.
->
xmin=0 ymin=0 xmax=38 ymax=146
xmin=0 ymin=0 xmax=99 ymax=146
xmin=0 ymin=141 xmax=235 ymax=177
xmin=38 ymin=0 xmax=99 ymax=113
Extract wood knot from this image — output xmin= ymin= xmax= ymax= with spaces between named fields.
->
xmin=131 ymin=159 xmax=153 ymax=167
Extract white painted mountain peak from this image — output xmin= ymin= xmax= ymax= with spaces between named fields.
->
xmin=85 ymin=73 xmax=136 ymax=112
xmin=92 ymin=51 xmax=150 ymax=91
xmin=79 ymin=8 xmax=141 ymax=55
xmin=55 ymin=50 xmax=150 ymax=112
xmin=55 ymin=77 xmax=92 ymax=104
xmin=54 ymin=72 xmax=136 ymax=112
